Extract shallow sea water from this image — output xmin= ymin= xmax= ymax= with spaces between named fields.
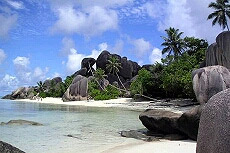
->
xmin=0 ymin=99 xmax=144 ymax=153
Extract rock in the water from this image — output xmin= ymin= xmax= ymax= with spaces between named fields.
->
xmin=196 ymin=88 xmax=230 ymax=153
xmin=62 ymin=75 xmax=88 ymax=101
xmin=178 ymin=106 xmax=202 ymax=140
xmin=120 ymin=129 xmax=187 ymax=142
xmin=0 ymin=119 xmax=43 ymax=126
xmin=0 ymin=141 xmax=25 ymax=153
xmin=139 ymin=109 xmax=182 ymax=134
xmin=120 ymin=129 xmax=159 ymax=142
xmin=192 ymin=65 xmax=230 ymax=104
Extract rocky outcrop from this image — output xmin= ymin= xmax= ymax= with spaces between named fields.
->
xmin=139 ymin=109 xmax=182 ymax=134
xmin=197 ymin=88 xmax=230 ymax=153
xmin=81 ymin=58 xmax=96 ymax=69
xmin=2 ymin=87 xmax=36 ymax=100
xmin=0 ymin=119 xmax=43 ymax=126
xmin=192 ymin=65 xmax=230 ymax=104
xmin=96 ymin=50 xmax=113 ymax=71
xmin=178 ymin=106 xmax=202 ymax=140
xmin=62 ymin=75 xmax=88 ymax=102
xmin=73 ymin=68 xmax=87 ymax=77
xmin=203 ymin=31 xmax=230 ymax=69
xmin=96 ymin=50 xmax=140 ymax=80
xmin=43 ymin=77 xmax=62 ymax=90
xmin=0 ymin=141 xmax=25 ymax=153
xmin=119 ymin=57 xmax=133 ymax=80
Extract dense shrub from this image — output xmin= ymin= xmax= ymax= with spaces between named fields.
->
xmin=88 ymin=79 xmax=120 ymax=100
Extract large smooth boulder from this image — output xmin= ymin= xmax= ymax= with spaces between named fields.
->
xmin=81 ymin=58 xmax=96 ymax=69
xmin=96 ymin=50 xmax=111 ymax=71
xmin=139 ymin=109 xmax=182 ymax=134
xmin=178 ymin=106 xmax=202 ymax=140
xmin=119 ymin=57 xmax=133 ymax=79
xmin=0 ymin=141 xmax=25 ymax=153
xmin=62 ymin=75 xmax=88 ymax=101
xmin=73 ymin=68 xmax=87 ymax=77
xmin=204 ymin=31 xmax=230 ymax=68
xmin=43 ymin=77 xmax=62 ymax=90
xmin=196 ymin=88 xmax=230 ymax=153
xmin=192 ymin=65 xmax=230 ymax=104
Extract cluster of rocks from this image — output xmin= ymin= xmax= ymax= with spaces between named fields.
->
xmin=139 ymin=106 xmax=201 ymax=141
xmin=138 ymin=31 xmax=230 ymax=152
xmin=63 ymin=50 xmax=142 ymax=101
xmin=2 ymin=77 xmax=63 ymax=100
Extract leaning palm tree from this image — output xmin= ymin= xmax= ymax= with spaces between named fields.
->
xmin=94 ymin=68 xmax=107 ymax=90
xmin=161 ymin=27 xmax=185 ymax=60
xmin=208 ymin=0 xmax=230 ymax=31
xmin=106 ymin=56 xmax=127 ymax=91
xmin=37 ymin=81 xmax=44 ymax=92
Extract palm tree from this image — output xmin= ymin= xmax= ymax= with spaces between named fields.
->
xmin=106 ymin=56 xmax=127 ymax=91
xmin=37 ymin=81 xmax=44 ymax=92
xmin=161 ymin=27 xmax=185 ymax=60
xmin=208 ymin=0 xmax=230 ymax=31
xmin=94 ymin=68 xmax=107 ymax=90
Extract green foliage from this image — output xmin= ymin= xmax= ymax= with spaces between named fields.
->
xmin=64 ymin=75 xmax=74 ymax=90
xmin=106 ymin=56 xmax=121 ymax=75
xmin=130 ymin=68 xmax=154 ymax=96
xmin=161 ymin=54 xmax=196 ymax=98
xmin=88 ymin=79 xmax=120 ymax=100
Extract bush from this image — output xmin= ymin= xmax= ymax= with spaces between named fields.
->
xmin=88 ymin=80 xmax=120 ymax=100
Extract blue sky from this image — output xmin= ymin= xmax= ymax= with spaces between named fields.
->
xmin=0 ymin=0 xmax=223 ymax=95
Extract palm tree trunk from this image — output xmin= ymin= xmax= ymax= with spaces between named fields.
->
xmin=115 ymin=72 xmax=127 ymax=91
xmin=88 ymin=62 xmax=105 ymax=91
xmin=227 ymin=24 xmax=229 ymax=31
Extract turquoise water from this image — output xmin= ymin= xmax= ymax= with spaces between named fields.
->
xmin=0 ymin=99 xmax=143 ymax=153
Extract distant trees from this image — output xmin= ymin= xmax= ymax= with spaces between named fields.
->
xmin=208 ymin=0 xmax=230 ymax=31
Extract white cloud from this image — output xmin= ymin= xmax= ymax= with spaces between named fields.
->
xmin=52 ymin=72 xmax=61 ymax=78
xmin=60 ymin=37 xmax=75 ymax=55
xmin=13 ymin=56 xmax=30 ymax=69
xmin=149 ymin=48 xmax=162 ymax=64
xmin=110 ymin=39 xmax=124 ymax=54
xmin=0 ymin=49 xmax=6 ymax=64
xmin=145 ymin=0 xmax=222 ymax=43
xmin=131 ymin=38 xmax=152 ymax=56
xmin=0 ymin=13 xmax=17 ymax=38
xmin=51 ymin=5 xmax=118 ymax=37
xmin=0 ymin=74 xmax=19 ymax=92
xmin=6 ymin=0 xmax=24 ymax=10
xmin=65 ymin=43 xmax=105 ymax=74
xmin=66 ymin=48 xmax=85 ymax=74
xmin=12 ymin=56 xmax=49 ymax=85
xmin=33 ymin=67 xmax=49 ymax=81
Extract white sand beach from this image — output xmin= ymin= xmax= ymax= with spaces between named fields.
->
xmin=102 ymin=139 xmax=196 ymax=153
xmin=15 ymin=97 xmax=135 ymax=108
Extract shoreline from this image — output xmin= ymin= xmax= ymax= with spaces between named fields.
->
xmin=2 ymin=97 xmax=197 ymax=153
xmin=10 ymin=97 xmax=195 ymax=113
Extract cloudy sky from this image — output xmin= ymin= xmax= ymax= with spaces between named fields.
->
xmin=0 ymin=0 xmax=223 ymax=95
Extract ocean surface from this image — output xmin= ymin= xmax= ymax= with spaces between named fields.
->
xmin=0 ymin=99 xmax=144 ymax=153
